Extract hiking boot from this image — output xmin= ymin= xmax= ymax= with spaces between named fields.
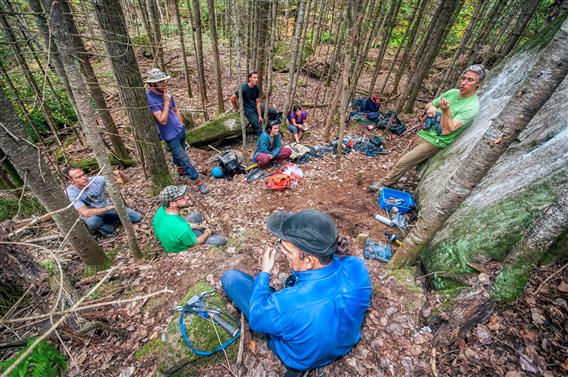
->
xmin=177 ymin=167 xmax=185 ymax=176
xmin=369 ymin=180 xmax=385 ymax=193
xmin=197 ymin=181 xmax=209 ymax=194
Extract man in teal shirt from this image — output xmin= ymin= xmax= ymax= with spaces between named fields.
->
xmin=370 ymin=64 xmax=487 ymax=192
xmin=153 ymin=185 xmax=226 ymax=253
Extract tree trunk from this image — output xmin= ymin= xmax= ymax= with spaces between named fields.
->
xmin=435 ymin=0 xmax=486 ymax=98
xmin=191 ymin=0 xmax=209 ymax=117
xmin=46 ymin=0 xmax=143 ymax=259
xmin=174 ymin=0 xmax=193 ymax=99
xmin=137 ymin=0 xmax=155 ymax=57
xmin=400 ymin=0 xmax=464 ymax=112
xmin=283 ymin=0 xmax=307 ymax=123
xmin=322 ymin=79 xmax=342 ymax=143
xmin=0 ymin=88 xmax=109 ymax=267
xmin=229 ymin=0 xmax=248 ymax=153
xmin=379 ymin=0 xmax=422 ymax=97
xmin=391 ymin=0 xmax=428 ymax=98
xmin=256 ymin=0 xmax=270 ymax=93
xmin=492 ymin=185 xmax=568 ymax=302
xmin=498 ymin=0 xmax=540 ymax=59
xmin=389 ymin=17 xmax=568 ymax=268
xmin=147 ymin=0 xmax=165 ymax=70
xmin=263 ymin=0 xmax=277 ymax=122
xmin=92 ymin=0 xmax=172 ymax=192
xmin=0 ymin=148 xmax=23 ymax=187
xmin=335 ymin=0 xmax=367 ymax=167
xmin=207 ymin=0 xmax=225 ymax=113
xmin=0 ymin=13 xmax=62 ymax=147
xmin=57 ymin=0 xmax=132 ymax=161
xmin=368 ymin=0 xmax=403 ymax=94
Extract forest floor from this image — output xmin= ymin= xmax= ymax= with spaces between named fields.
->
xmin=2 ymin=40 xmax=566 ymax=377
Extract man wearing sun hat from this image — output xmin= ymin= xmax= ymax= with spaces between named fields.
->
xmin=221 ymin=210 xmax=371 ymax=375
xmin=152 ymin=185 xmax=227 ymax=253
xmin=145 ymin=68 xmax=208 ymax=194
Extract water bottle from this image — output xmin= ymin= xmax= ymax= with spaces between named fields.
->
xmin=374 ymin=214 xmax=394 ymax=227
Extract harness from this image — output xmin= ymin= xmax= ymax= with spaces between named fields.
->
xmin=175 ymin=290 xmax=240 ymax=356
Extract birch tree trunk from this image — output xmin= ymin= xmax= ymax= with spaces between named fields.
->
xmin=492 ymin=185 xmax=568 ymax=302
xmin=207 ymin=0 xmax=225 ymax=113
xmin=46 ymin=0 xmax=143 ymax=259
xmin=389 ymin=17 xmax=568 ymax=268
xmin=0 ymin=88 xmax=109 ymax=267
xmin=92 ymin=0 xmax=172 ymax=191
xmin=173 ymin=0 xmax=193 ymax=99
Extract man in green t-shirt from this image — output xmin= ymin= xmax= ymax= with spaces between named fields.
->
xmin=370 ymin=64 xmax=487 ymax=192
xmin=153 ymin=185 xmax=227 ymax=253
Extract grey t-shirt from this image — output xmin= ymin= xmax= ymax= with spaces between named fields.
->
xmin=66 ymin=176 xmax=111 ymax=210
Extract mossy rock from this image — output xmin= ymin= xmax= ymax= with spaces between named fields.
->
xmin=186 ymin=112 xmax=252 ymax=146
xmin=138 ymin=282 xmax=238 ymax=376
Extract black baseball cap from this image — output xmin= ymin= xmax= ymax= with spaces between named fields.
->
xmin=266 ymin=210 xmax=339 ymax=257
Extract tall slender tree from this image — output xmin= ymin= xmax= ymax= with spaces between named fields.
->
xmin=92 ymin=0 xmax=172 ymax=191
xmin=147 ymin=0 xmax=165 ymax=70
xmin=191 ymin=0 xmax=209 ymax=116
xmin=173 ymin=0 xmax=193 ymax=99
xmin=207 ymin=0 xmax=225 ymax=113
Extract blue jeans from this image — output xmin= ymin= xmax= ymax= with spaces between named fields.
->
xmin=287 ymin=123 xmax=304 ymax=134
xmin=84 ymin=208 xmax=143 ymax=236
xmin=221 ymin=269 xmax=255 ymax=319
xmin=166 ymin=129 xmax=198 ymax=180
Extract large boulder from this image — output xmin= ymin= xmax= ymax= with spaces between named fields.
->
xmin=272 ymin=41 xmax=314 ymax=72
xmin=185 ymin=112 xmax=251 ymax=146
xmin=417 ymin=19 xmax=568 ymax=292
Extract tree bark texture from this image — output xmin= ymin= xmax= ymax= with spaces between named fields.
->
xmin=0 ymin=88 xmax=109 ymax=267
xmin=256 ymin=0 xmax=270 ymax=93
xmin=498 ymin=0 xmax=540 ymax=59
xmin=58 ymin=0 xmax=131 ymax=161
xmin=492 ymin=185 xmax=568 ymax=302
xmin=400 ymin=0 xmax=464 ymax=113
xmin=389 ymin=17 xmax=568 ymax=268
xmin=191 ymin=0 xmax=209 ymax=115
xmin=147 ymin=0 xmax=165 ymax=70
xmin=46 ymin=0 xmax=143 ymax=259
xmin=263 ymin=0 xmax=277 ymax=121
xmin=207 ymin=0 xmax=225 ymax=113
xmin=174 ymin=0 xmax=193 ymax=99
xmin=229 ymin=0 xmax=248 ymax=153
xmin=283 ymin=0 xmax=307 ymax=123
xmin=92 ymin=0 xmax=172 ymax=191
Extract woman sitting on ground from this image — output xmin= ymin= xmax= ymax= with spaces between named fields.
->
xmin=253 ymin=122 xmax=292 ymax=169
xmin=286 ymin=104 xmax=308 ymax=143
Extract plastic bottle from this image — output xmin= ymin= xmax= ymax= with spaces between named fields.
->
xmin=374 ymin=214 xmax=394 ymax=227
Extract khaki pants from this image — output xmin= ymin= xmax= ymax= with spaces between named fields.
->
xmin=383 ymin=136 xmax=440 ymax=186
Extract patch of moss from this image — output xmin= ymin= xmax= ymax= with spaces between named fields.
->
xmin=135 ymin=338 xmax=164 ymax=360
xmin=40 ymin=260 xmax=55 ymax=277
xmin=491 ymin=264 xmax=531 ymax=303
xmin=430 ymin=286 xmax=466 ymax=316
xmin=422 ymin=173 xmax=562 ymax=290
xmin=83 ymin=257 xmax=112 ymax=278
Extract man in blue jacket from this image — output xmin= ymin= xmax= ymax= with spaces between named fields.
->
xmin=221 ymin=210 xmax=372 ymax=375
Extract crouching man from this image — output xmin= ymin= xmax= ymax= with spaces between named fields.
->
xmin=65 ymin=168 xmax=143 ymax=237
xmin=221 ymin=210 xmax=371 ymax=375
xmin=153 ymin=185 xmax=227 ymax=253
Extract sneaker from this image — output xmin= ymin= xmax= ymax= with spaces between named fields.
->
xmin=197 ymin=181 xmax=209 ymax=194
xmin=369 ymin=180 xmax=385 ymax=193
xmin=177 ymin=167 xmax=185 ymax=176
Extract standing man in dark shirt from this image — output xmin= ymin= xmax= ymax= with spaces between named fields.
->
xmin=230 ymin=71 xmax=264 ymax=136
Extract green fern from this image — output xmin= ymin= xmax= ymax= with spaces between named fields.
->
xmin=0 ymin=338 xmax=67 ymax=377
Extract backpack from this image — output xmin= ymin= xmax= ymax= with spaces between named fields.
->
xmin=266 ymin=173 xmax=291 ymax=190
xmin=288 ymin=142 xmax=311 ymax=160
xmin=380 ymin=111 xmax=406 ymax=135
xmin=218 ymin=151 xmax=244 ymax=177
